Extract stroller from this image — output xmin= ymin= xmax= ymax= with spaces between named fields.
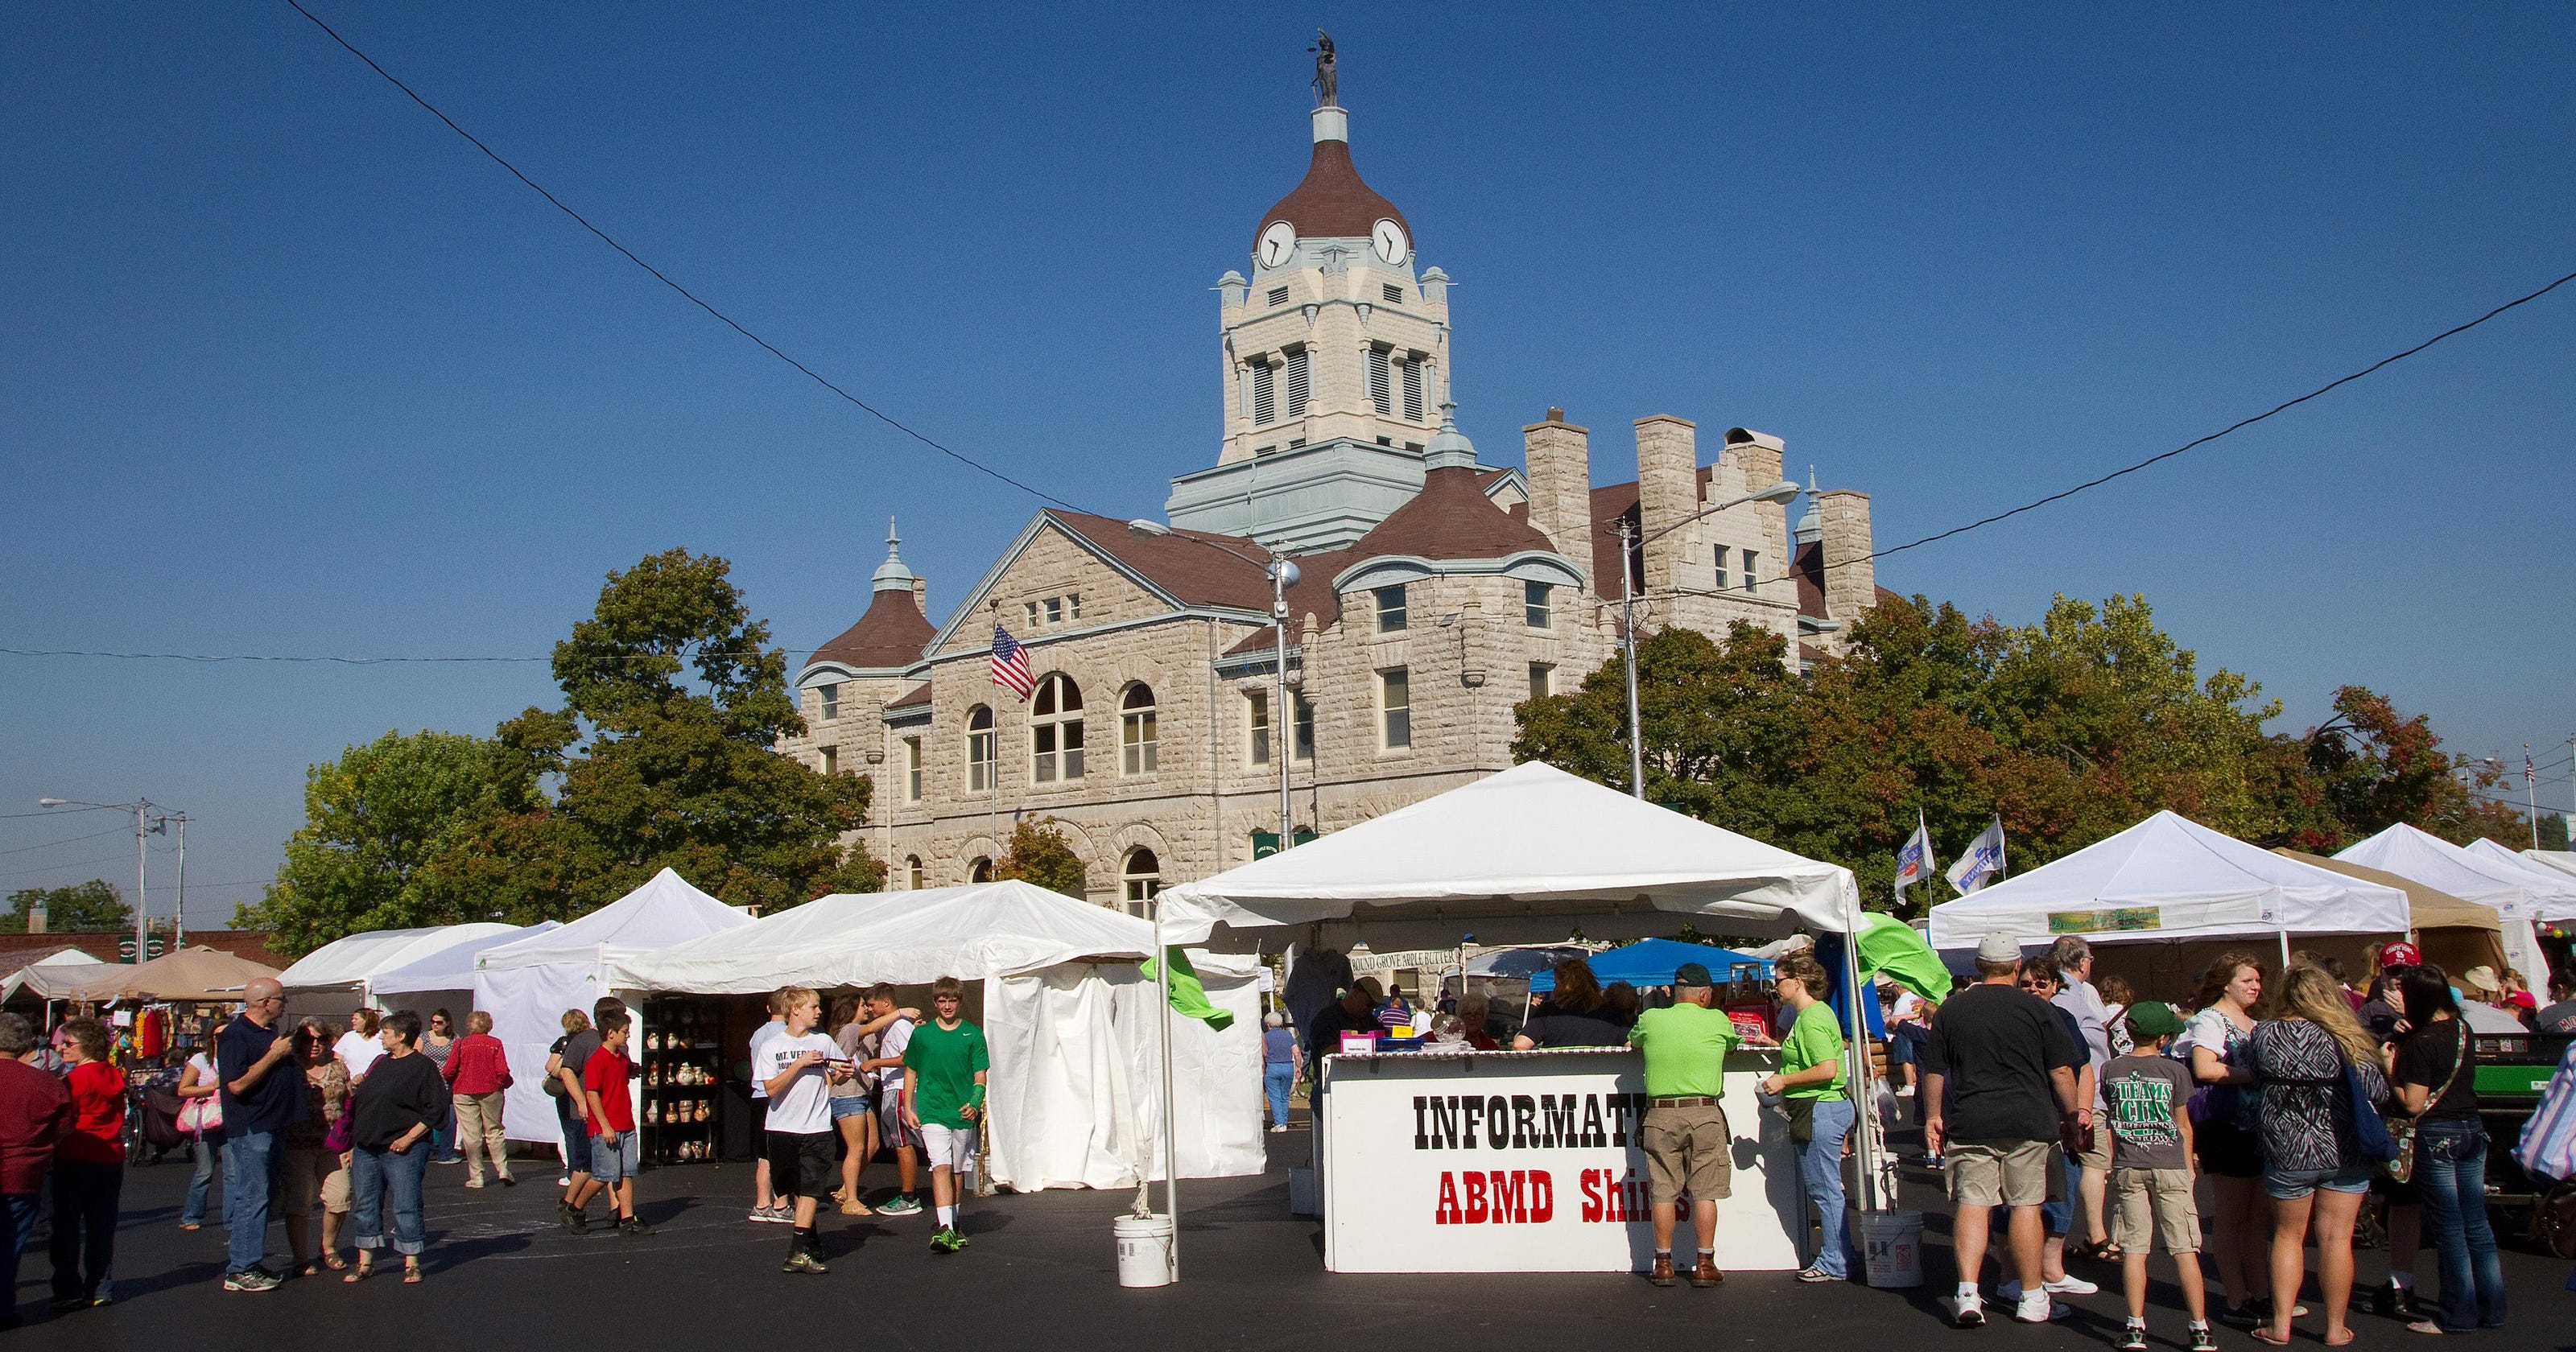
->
xmin=128 ymin=1065 xmax=187 ymax=1166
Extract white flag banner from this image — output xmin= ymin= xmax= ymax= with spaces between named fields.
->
xmin=1893 ymin=810 xmax=1935 ymax=895
xmin=1946 ymin=815 xmax=2006 ymax=896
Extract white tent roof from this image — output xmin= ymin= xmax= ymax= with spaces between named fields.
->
xmin=2336 ymin=823 xmax=2576 ymax=924
xmin=477 ymin=868 xmax=751 ymax=975
xmin=2462 ymin=839 xmax=2576 ymax=921
xmin=2522 ymin=849 xmax=2576 ymax=886
xmin=619 ymin=880 xmax=1162 ymax=993
xmin=1157 ymin=760 xmax=1861 ymax=946
xmin=278 ymin=924 xmax=520 ymax=991
xmin=1928 ymin=810 xmax=2409 ymax=950
xmin=367 ymin=921 xmax=559 ymax=996
xmin=1 ymin=948 xmax=109 ymax=1002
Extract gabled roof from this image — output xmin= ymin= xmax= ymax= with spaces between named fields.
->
xmin=885 ymin=682 xmax=933 ymax=710
xmin=808 ymin=588 xmax=935 ymax=674
xmin=1046 ymin=512 xmax=1275 ymax=612
xmin=1221 ymin=543 xmax=1355 ymax=657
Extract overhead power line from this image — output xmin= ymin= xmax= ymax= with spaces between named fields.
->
xmin=280 ymin=0 xmax=1077 ymax=514
xmin=0 ymin=825 xmax=133 ymax=858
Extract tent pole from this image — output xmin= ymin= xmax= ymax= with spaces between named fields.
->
xmin=1841 ymin=897 xmax=1882 ymax=1214
xmin=1154 ymin=906 xmax=1181 ymax=1282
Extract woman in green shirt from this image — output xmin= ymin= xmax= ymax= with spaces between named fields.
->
xmin=1761 ymin=952 xmax=1853 ymax=1283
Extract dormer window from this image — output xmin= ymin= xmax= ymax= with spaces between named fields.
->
xmin=818 ymin=682 xmax=840 ymax=719
xmin=1374 ymin=585 xmax=1408 ymax=634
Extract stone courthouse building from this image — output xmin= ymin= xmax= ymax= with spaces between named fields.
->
xmin=781 ymin=67 xmax=1885 ymax=911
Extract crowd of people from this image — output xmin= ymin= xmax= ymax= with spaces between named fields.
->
xmin=1912 ymin=934 xmax=2535 ymax=1344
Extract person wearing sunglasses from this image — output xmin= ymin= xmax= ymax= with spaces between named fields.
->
xmin=214 ymin=979 xmax=304 ymax=1292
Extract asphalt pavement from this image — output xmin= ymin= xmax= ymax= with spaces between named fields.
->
xmin=9 ymin=1135 xmax=2570 ymax=1351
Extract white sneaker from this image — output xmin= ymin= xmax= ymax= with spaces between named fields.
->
xmin=1268 ymin=1124 xmax=1287 ymax=1134
xmin=2045 ymin=1276 xmax=2099 ymax=1296
xmin=1952 ymin=1293 xmax=1986 ymax=1328
xmin=2014 ymin=1292 xmax=2070 ymax=1323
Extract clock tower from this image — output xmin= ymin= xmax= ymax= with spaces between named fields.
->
xmin=1166 ymin=61 xmax=1492 ymax=555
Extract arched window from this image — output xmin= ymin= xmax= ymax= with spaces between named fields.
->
xmin=1120 ymin=683 xmax=1158 ymax=775
xmin=1030 ymin=674 xmax=1084 ymax=783
xmin=905 ymin=855 xmax=924 ymax=890
xmin=1121 ymin=847 xmax=1162 ymax=916
xmin=969 ymin=856 xmax=993 ymax=884
xmin=965 ymin=705 xmax=995 ymax=793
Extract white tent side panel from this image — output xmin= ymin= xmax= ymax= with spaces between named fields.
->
xmin=1114 ymin=954 xmax=1265 ymax=1183
xmin=478 ymin=959 xmax=615 ymax=1146
xmin=984 ymin=967 xmax=1140 ymax=1191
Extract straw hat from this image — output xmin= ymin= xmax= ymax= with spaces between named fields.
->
xmin=2459 ymin=965 xmax=2503 ymax=995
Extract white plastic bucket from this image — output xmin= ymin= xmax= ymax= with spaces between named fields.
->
xmin=1859 ymin=1209 xmax=1924 ymax=1288
xmin=1113 ymin=1213 xmax=1175 ymax=1288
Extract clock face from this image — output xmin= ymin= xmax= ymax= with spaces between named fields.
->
xmin=1258 ymin=221 xmax=1298 ymax=270
xmin=1371 ymin=218 xmax=1409 ymax=266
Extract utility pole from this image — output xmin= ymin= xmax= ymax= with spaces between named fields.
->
xmin=167 ymin=811 xmax=189 ymax=950
xmin=2527 ymin=744 xmax=2541 ymax=851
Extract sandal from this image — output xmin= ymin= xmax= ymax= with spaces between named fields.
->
xmin=402 ymin=1262 xmax=422 ymax=1284
xmin=2405 ymin=1321 xmax=2445 ymax=1336
xmin=2090 ymin=1240 xmax=2126 ymax=1263
xmin=343 ymin=1262 xmax=374 ymax=1284
xmin=322 ymin=1253 xmax=349 ymax=1272
xmin=2251 ymin=1329 xmax=2293 ymax=1346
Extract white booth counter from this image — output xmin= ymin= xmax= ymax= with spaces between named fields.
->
xmin=1316 ymin=1045 xmax=1805 ymax=1274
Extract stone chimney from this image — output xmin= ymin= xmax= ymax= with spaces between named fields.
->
xmin=1724 ymin=428 xmax=1788 ymax=599
xmin=1521 ymin=409 xmax=1592 ymax=586
xmin=1633 ymin=416 xmax=1699 ymax=594
xmin=1816 ymin=489 xmax=1876 ymax=624
xmin=26 ymin=900 xmax=44 ymax=934
xmin=911 ymin=577 xmax=928 ymax=617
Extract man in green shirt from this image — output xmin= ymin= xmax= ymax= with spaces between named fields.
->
xmin=902 ymin=975 xmax=990 ymax=1255
xmin=1760 ymin=952 xmax=1854 ymax=1283
xmin=1627 ymin=962 xmax=1739 ymax=1288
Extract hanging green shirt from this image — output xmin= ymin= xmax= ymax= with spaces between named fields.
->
xmin=901 ymin=1019 xmax=991 ymax=1129
xmin=1628 ymin=1003 xmax=1739 ymax=1098
xmin=1780 ymin=1000 xmax=1848 ymax=1101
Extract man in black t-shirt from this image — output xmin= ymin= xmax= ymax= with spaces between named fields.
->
xmin=1305 ymin=983 xmax=1380 ymax=1086
xmin=1922 ymin=934 xmax=2084 ymax=1328
xmin=215 ymin=978 xmax=307 ymax=1291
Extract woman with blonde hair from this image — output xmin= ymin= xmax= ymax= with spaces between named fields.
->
xmin=2173 ymin=953 xmax=2272 ymax=1321
xmin=2245 ymin=962 xmax=2388 ymax=1347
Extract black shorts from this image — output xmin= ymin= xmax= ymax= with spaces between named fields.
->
xmin=765 ymin=1129 xmax=836 ymax=1200
xmin=2194 ymin=1123 xmax=2264 ymax=1180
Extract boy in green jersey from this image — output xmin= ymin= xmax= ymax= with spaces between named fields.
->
xmin=902 ymin=975 xmax=991 ymax=1253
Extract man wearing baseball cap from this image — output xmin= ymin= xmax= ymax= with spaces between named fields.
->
xmin=1922 ymin=934 xmax=2086 ymax=1326
xmin=1626 ymin=962 xmax=1739 ymax=1288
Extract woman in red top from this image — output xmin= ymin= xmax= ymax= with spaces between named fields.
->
xmin=51 ymin=1018 xmax=124 ymax=1311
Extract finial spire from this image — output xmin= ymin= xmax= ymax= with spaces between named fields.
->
xmin=872 ymin=517 xmax=918 ymax=594
xmin=1423 ymin=400 xmax=1478 ymax=470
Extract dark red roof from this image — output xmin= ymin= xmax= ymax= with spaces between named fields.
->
xmin=1348 ymin=465 xmax=1554 ymax=566
xmin=1794 ymin=539 xmax=1826 ymax=619
xmin=1047 ymin=512 xmax=1278 ymax=612
xmin=1588 ymin=481 xmax=1641 ymax=597
xmin=886 ymin=682 xmax=932 ymax=709
xmin=1254 ymin=138 xmax=1410 ymax=252
xmin=809 ymin=588 xmax=936 ymax=672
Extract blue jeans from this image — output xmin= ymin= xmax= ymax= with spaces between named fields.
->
xmin=1797 ymin=1098 xmax=1857 ymax=1277
xmin=2415 ymin=1120 xmax=2507 ymax=1331
xmin=349 ymin=1145 xmax=428 ymax=1257
xmin=222 ymin=1130 xmax=283 ymax=1276
xmin=48 ymin=1160 xmax=120 ymax=1304
xmin=430 ymin=1097 xmax=460 ymax=1161
xmin=1263 ymin=1063 xmax=1295 ymax=1128
xmin=0 ymin=1193 xmax=37 ymax=1321
xmin=182 ymin=1135 xmax=221 ymax=1226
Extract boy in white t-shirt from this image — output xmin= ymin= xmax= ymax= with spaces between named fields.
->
xmin=859 ymin=983 xmax=923 ymax=1217
xmin=759 ymin=986 xmax=852 ymax=1274
xmin=744 ymin=995 xmax=791 ymax=1223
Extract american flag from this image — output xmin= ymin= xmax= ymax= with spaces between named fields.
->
xmin=990 ymin=625 xmax=1034 ymax=700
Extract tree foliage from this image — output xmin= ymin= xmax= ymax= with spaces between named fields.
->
xmin=244 ymin=549 xmax=880 ymax=954
xmin=1515 ymin=591 xmax=2536 ymax=916
xmin=996 ymin=817 xmax=1090 ymax=899
xmin=5 ymin=880 xmax=132 ymax=934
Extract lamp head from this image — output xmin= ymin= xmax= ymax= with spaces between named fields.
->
xmin=36 ymin=799 xmax=66 ymax=809
xmin=1125 ymin=518 xmax=1172 ymax=538
xmin=1752 ymin=479 xmax=1801 ymax=505
xmin=1269 ymin=559 xmax=1300 ymax=588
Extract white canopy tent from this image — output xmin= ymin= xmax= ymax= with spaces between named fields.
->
xmin=279 ymin=925 xmax=520 ymax=1016
xmin=1158 ymin=761 xmax=1863 ymax=950
xmin=617 ymin=880 xmax=1264 ymax=1189
xmin=365 ymin=921 xmax=561 ymax=1031
xmin=1157 ymin=760 xmax=1879 ymax=1277
xmin=0 ymin=949 xmax=108 ymax=1004
xmin=2463 ymin=839 xmax=2576 ymax=921
xmin=476 ymin=869 xmax=753 ymax=1143
xmin=1928 ymin=810 xmax=2409 ymax=960
xmin=2336 ymin=824 xmax=2573 ymax=981
xmin=2520 ymin=849 xmax=2576 ymax=886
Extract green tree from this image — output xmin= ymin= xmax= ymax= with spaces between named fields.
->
xmin=2301 ymin=685 xmax=2533 ymax=848
xmin=509 ymin=548 xmax=881 ymax=918
xmin=995 ymin=817 xmax=1089 ymax=898
xmin=237 ymin=730 xmax=534 ymax=955
xmin=4 ymin=880 xmax=132 ymax=933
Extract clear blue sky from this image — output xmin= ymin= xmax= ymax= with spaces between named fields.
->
xmin=5 ymin=4 xmax=2571 ymax=927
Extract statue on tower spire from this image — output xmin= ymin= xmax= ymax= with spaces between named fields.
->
xmin=1310 ymin=31 xmax=1337 ymax=107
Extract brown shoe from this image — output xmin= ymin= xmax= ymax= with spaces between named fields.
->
xmin=1649 ymin=1253 xmax=1678 ymax=1287
xmin=1690 ymin=1255 xmax=1724 ymax=1288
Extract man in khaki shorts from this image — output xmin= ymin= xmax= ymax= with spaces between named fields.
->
xmin=1922 ymin=934 xmax=2085 ymax=1327
xmin=1626 ymin=962 xmax=1739 ymax=1288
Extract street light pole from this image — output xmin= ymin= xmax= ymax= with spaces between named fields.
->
xmin=39 ymin=796 xmax=176 ymax=962
xmin=167 ymin=812 xmax=189 ymax=950
xmin=1612 ymin=479 xmax=1802 ymax=803
xmin=1127 ymin=519 xmax=1299 ymax=854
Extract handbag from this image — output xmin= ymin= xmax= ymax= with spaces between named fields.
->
xmin=177 ymin=1094 xmax=223 ymax=1136
xmin=2384 ymin=1023 xmax=2469 ymax=1184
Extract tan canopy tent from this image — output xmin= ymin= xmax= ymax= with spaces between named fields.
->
xmin=56 ymin=946 xmax=283 ymax=1004
xmin=2273 ymin=849 xmax=2507 ymax=976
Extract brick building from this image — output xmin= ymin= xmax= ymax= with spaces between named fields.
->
xmin=782 ymin=72 xmax=1884 ymax=910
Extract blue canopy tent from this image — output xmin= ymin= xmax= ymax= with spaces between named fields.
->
xmin=1527 ymin=938 xmax=1769 ymax=992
